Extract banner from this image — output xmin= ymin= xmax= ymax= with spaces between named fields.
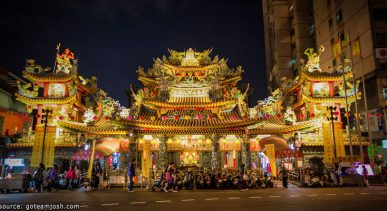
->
xmin=333 ymin=39 xmax=342 ymax=58
xmin=352 ymin=38 xmax=361 ymax=57
xmin=341 ymin=32 xmax=350 ymax=47
xmin=142 ymin=141 xmax=151 ymax=178
xmin=31 ymin=126 xmax=44 ymax=167
xmin=43 ymin=126 xmax=56 ymax=168
xmin=322 ymin=122 xmax=334 ymax=163
xmin=265 ymin=144 xmax=276 ymax=177
xmin=86 ymin=140 xmax=96 ymax=179
xmin=334 ymin=122 xmax=345 ymax=158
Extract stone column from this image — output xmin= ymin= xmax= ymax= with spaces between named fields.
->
xmin=157 ymin=135 xmax=168 ymax=170
xmin=211 ymin=134 xmax=221 ymax=173
xmin=241 ymin=134 xmax=251 ymax=169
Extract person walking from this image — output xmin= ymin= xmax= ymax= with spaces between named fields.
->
xmin=34 ymin=163 xmax=45 ymax=193
xmin=163 ymin=162 xmax=177 ymax=192
xmin=66 ymin=166 xmax=76 ymax=190
xmin=127 ymin=158 xmax=136 ymax=192
xmin=92 ymin=163 xmax=103 ymax=190
xmin=48 ymin=164 xmax=59 ymax=191
xmin=362 ymin=165 xmax=369 ymax=188
xmin=279 ymin=167 xmax=288 ymax=188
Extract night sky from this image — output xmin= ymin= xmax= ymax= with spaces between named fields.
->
xmin=0 ymin=0 xmax=266 ymax=106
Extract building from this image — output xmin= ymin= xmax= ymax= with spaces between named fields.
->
xmin=0 ymin=67 xmax=33 ymax=172
xmin=262 ymin=0 xmax=314 ymax=92
xmin=313 ymin=0 xmax=387 ymax=163
xmin=263 ymin=0 xmax=387 ymax=165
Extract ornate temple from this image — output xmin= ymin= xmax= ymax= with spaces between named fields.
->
xmin=8 ymin=46 xmax=365 ymax=178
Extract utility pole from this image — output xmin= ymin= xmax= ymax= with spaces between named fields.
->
xmin=327 ymin=106 xmax=338 ymax=159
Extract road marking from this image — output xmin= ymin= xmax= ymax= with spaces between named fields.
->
xmin=326 ymin=194 xmax=336 ymax=196
xmin=181 ymin=199 xmax=195 ymax=202
xmin=344 ymin=193 xmax=354 ymax=195
xmin=249 ymin=196 xmax=262 ymax=199
xmin=101 ymin=203 xmax=119 ymax=206
xmin=205 ymin=198 xmax=219 ymax=201
xmin=79 ymin=205 xmax=88 ymax=208
xmin=308 ymin=194 xmax=318 ymax=197
xmin=156 ymin=200 xmax=172 ymax=203
xmin=360 ymin=193 xmax=371 ymax=195
xmin=289 ymin=195 xmax=300 ymax=198
xmin=269 ymin=196 xmax=281 ymax=198
xmin=131 ymin=202 xmax=147 ymax=204
xmin=228 ymin=197 xmax=240 ymax=200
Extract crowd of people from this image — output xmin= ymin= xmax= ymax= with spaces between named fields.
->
xmin=31 ymin=163 xmax=84 ymax=193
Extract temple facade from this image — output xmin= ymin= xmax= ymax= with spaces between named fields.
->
xmin=7 ymin=47 xmax=365 ymax=177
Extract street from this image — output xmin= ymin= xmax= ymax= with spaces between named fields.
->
xmin=1 ymin=185 xmax=387 ymax=211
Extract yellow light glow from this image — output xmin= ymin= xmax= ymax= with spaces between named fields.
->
xmin=206 ymin=138 xmax=211 ymax=144
xmin=197 ymin=139 xmax=202 ymax=144
xmin=167 ymin=138 xmax=173 ymax=144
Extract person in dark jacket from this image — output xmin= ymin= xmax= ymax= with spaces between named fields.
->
xmin=48 ymin=164 xmax=59 ymax=191
xmin=127 ymin=158 xmax=136 ymax=192
xmin=34 ymin=163 xmax=45 ymax=192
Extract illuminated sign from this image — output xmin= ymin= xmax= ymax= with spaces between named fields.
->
xmin=4 ymin=158 xmax=25 ymax=167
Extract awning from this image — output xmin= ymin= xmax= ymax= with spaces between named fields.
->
xmin=259 ymin=136 xmax=289 ymax=151
xmin=72 ymin=150 xmax=104 ymax=161
xmin=95 ymin=137 xmax=121 ymax=156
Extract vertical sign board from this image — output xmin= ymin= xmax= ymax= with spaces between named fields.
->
xmin=265 ymin=144 xmax=276 ymax=177
xmin=43 ymin=126 xmax=56 ymax=168
xmin=322 ymin=122 xmax=334 ymax=163
xmin=334 ymin=122 xmax=346 ymax=158
xmin=31 ymin=126 xmax=44 ymax=167
xmin=142 ymin=141 xmax=151 ymax=178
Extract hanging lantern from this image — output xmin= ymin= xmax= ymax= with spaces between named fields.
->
xmin=197 ymin=114 xmax=203 ymax=120
xmin=207 ymin=115 xmax=213 ymax=120
xmin=174 ymin=115 xmax=180 ymax=120
xmin=150 ymin=116 xmax=156 ymax=121
xmin=231 ymin=115 xmax=237 ymax=120
xmin=264 ymin=114 xmax=270 ymax=119
xmin=162 ymin=115 xmax=167 ymax=120
xmin=59 ymin=116 xmax=64 ymax=120
xmin=93 ymin=116 xmax=97 ymax=120
xmin=310 ymin=113 xmax=315 ymax=118
xmin=128 ymin=116 xmax=133 ymax=120
xmin=139 ymin=116 xmax=145 ymax=120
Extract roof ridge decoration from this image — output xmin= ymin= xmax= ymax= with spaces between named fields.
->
xmin=302 ymin=45 xmax=324 ymax=72
xmin=55 ymin=47 xmax=77 ymax=74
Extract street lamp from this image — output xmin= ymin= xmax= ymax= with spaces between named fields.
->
xmin=41 ymin=109 xmax=53 ymax=164
xmin=327 ymin=106 xmax=338 ymax=159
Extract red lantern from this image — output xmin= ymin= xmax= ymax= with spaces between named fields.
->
xmin=162 ymin=116 xmax=167 ymax=120
xmin=207 ymin=115 xmax=213 ymax=120
xmin=93 ymin=116 xmax=97 ymax=120
xmin=276 ymin=113 xmax=282 ymax=118
xmin=197 ymin=114 xmax=203 ymax=120
xmin=310 ymin=113 xmax=315 ymax=118
xmin=128 ymin=116 xmax=133 ymax=120
xmin=264 ymin=114 xmax=270 ymax=119
xmin=139 ymin=116 xmax=145 ymax=120
xmin=174 ymin=115 xmax=179 ymax=120
xmin=59 ymin=116 xmax=64 ymax=120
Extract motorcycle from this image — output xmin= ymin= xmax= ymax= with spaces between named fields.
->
xmin=151 ymin=173 xmax=167 ymax=192
xmin=262 ymin=172 xmax=273 ymax=188
xmin=183 ymin=171 xmax=195 ymax=190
